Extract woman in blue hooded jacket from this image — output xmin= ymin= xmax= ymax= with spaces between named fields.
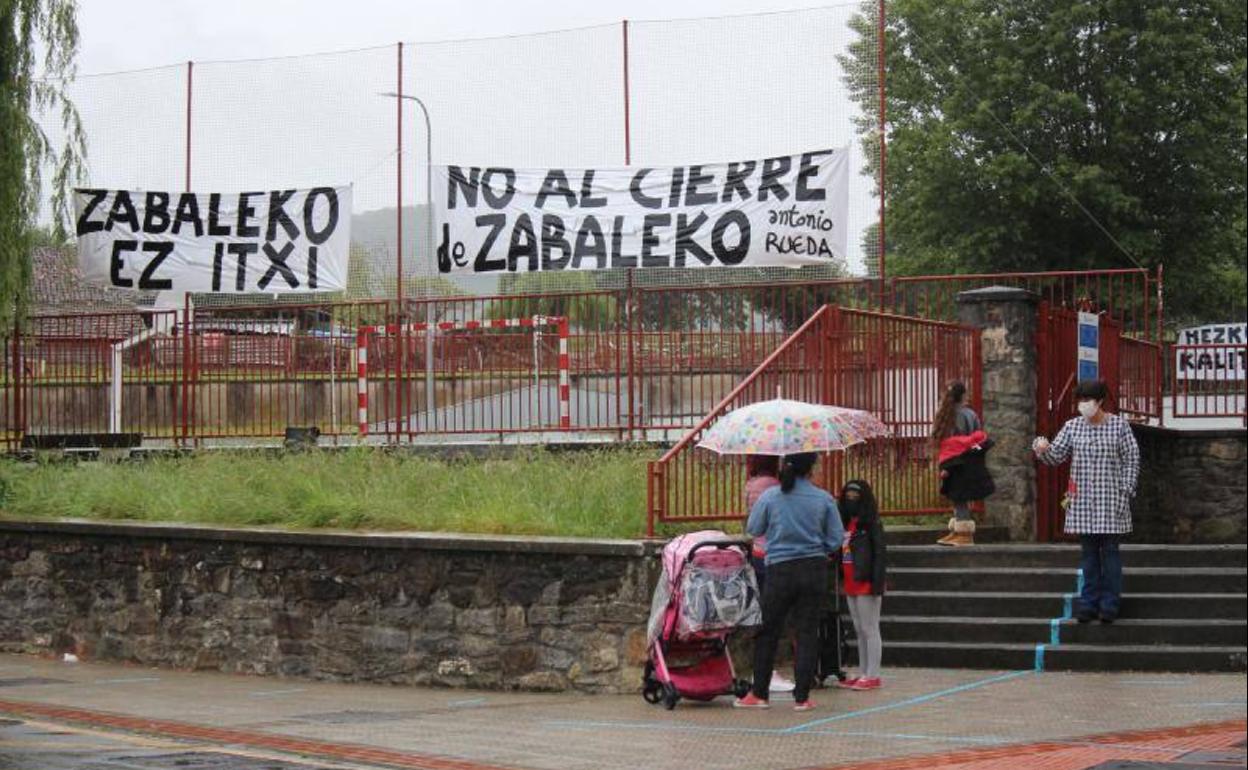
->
xmin=735 ymin=453 xmax=843 ymax=713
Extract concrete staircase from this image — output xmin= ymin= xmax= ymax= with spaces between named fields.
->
xmin=858 ymin=543 xmax=1247 ymax=672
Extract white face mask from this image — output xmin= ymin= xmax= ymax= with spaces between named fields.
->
xmin=1077 ymin=400 xmax=1099 ymax=419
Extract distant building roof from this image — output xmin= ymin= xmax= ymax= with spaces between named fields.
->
xmin=31 ymin=248 xmax=150 ymax=315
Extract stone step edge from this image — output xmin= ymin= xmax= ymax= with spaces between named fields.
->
xmin=875 ymin=615 xmax=1248 ymax=627
xmin=889 ymin=544 xmax=1248 ymax=553
xmin=871 ymin=640 xmax=1248 ymax=655
xmin=886 ymin=591 xmax=1248 ymax=599
xmin=893 ymin=564 xmax=1243 ymax=571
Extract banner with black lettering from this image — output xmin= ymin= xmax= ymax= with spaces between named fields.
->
xmin=74 ymin=186 xmax=351 ymax=294
xmin=433 ymin=149 xmax=848 ymax=274
xmin=1175 ymin=323 xmax=1247 ymax=381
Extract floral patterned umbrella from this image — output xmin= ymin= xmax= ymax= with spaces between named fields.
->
xmin=696 ymin=398 xmax=892 ymax=456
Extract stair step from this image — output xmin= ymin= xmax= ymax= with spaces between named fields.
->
xmin=881 ymin=526 xmax=1010 ymax=545
xmin=888 ymin=567 xmax=1246 ymax=594
xmin=877 ymin=641 xmax=1248 ymax=673
xmin=889 ymin=544 xmax=1247 ymax=569
xmin=873 ymin=615 xmax=1248 ymax=646
xmin=1043 ymin=644 xmax=1248 ymax=673
xmin=878 ymin=640 xmax=1038 ymax=670
xmin=877 ymin=616 xmax=1051 ymax=644
xmin=884 ymin=591 xmax=1248 ymax=619
xmin=1058 ymin=618 xmax=1248 ymax=647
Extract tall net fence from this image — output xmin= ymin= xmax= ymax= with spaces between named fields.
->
xmin=34 ymin=4 xmax=882 ymax=310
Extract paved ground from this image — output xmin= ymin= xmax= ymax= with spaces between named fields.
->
xmin=0 ymin=653 xmax=1243 ymax=770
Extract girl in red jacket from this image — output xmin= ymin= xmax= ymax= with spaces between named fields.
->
xmin=930 ymin=382 xmax=989 ymax=546
xmin=838 ymin=479 xmax=887 ymax=690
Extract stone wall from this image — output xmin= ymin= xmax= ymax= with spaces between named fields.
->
xmin=1132 ymin=426 xmax=1247 ymax=543
xmin=0 ymin=521 xmax=660 ymax=693
xmin=956 ymin=287 xmax=1040 ymax=540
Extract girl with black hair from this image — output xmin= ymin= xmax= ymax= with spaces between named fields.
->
xmin=837 ymin=479 xmax=887 ymax=690
xmin=736 ymin=452 xmax=843 ymax=712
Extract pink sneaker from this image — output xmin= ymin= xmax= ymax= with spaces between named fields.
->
xmin=793 ymin=699 xmax=817 ymax=711
xmin=835 ymin=677 xmax=861 ymax=689
xmin=850 ymin=677 xmax=882 ymax=691
xmin=733 ymin=692 xmax=770 ymax=709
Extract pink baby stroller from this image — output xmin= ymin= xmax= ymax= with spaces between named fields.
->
xmin=642 ymin=530 xmax=762 ymax=710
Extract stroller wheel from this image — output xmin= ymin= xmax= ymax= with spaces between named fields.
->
xmin=732 ymin=679 xmax=752 ymax=698
xmin=642 ymin=682 xmax=662 ymax=705
xmin=661 ymin=683 xmax=679 ymax=710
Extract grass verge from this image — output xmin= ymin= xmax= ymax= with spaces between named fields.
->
xmin=0 ymin=448 xmax=651 ymax=539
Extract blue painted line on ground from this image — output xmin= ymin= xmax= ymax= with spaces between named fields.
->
xmin=544 ymin=670 xmax=1036 ymax=738
xmin=447 ymin=698 xmax=487 ymax=708
xmin=544 ymin=719 xmax=779 ymax=735
xmin=92 ymin=677 xmax=161 ymax=685
xmin=1175 ymin=701 xmax=1248 ymax=708
xmin=1040 ymin=570 xmax=1083 ymax=669
xmin=782 ymin=670 xmax=1034 ymax=734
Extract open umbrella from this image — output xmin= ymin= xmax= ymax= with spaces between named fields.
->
xmin=696 ymin=398 xmax=891 ymax=456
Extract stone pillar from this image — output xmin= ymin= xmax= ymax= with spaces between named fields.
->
xmin=956 ymin=287 xmax=1040 ymax=540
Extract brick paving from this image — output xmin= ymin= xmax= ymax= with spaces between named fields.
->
xmin=1 ymin=654 xmax=1244 ymax=770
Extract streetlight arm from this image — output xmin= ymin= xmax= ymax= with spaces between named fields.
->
xmin=378 ymin=91 xmax=434 ymax=287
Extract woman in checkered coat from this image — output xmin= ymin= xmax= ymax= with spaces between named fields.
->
xmin=1033 ymin=380 xmax=1140 ymax=623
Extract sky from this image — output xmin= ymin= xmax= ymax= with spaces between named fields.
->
xmin=76 ymin=1 xmax=848 ymax=73
xmin=68 ymin=1 xmax=876 ymax=275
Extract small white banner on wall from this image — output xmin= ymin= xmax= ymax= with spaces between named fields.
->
xmin=1077 ymin=311 xmax=1100 ymax=381
xmin=74 ymin=186 xmax=352 ymax=294
xmin=1175 ymin=323 xmax=1247 ymax=381
xmin=432 ymin=149 xmax=849 ymax=274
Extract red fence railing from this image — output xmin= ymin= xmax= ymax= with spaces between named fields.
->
xmin=1119 ymin=336 xmax=1164 ymax=423
xmin=644 ymin=305 xmax=982 ymax=535
xmin=1170 ymin=343 xmax=1247 ymax=425
xmin=6 ymin=268 xmax=1172 ymax=451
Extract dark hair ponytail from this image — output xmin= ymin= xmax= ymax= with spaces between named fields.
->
xmin=779 ymin=452 xmax=818 ymax=492
xmin=930 ymin=381 xmax=967 ymax=446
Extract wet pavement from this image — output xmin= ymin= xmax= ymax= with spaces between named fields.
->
xmin=0 ymin=716 xmax=366 ymax=769
xmin=0 ymin=653 xmax=1243 ymax=769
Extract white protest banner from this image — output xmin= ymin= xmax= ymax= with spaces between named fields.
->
xmin=432 ymin=149 xmax=849 ymax=274
xmin=1174 ymin=323 xmax=1247 ymax=381
xmin=75 ymin=187 xmax=351 ymax=294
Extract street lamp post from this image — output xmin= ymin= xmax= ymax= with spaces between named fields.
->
xmin=379 ymin=91 xmax=435 ymax=433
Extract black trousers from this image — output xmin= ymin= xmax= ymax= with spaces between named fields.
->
xmin=751 ymin=556 xmax=826 ymax=703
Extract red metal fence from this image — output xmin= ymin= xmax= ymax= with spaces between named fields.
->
xmin=5 ymin=267 xmax=1180 ymax=452
xmin=644 ymin=305 xmax=982 ymax=534
xmin=1118 ymin=335 xmax=1164 ymax=422
xmin=1170 ymin=343 xmax=1247 ymax=426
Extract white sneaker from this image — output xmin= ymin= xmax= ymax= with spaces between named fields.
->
xmin=770 ymin=672 xmax=796 ymax=693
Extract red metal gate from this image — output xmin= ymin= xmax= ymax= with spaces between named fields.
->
xmin=645 ymin=305 xmax=982 ymax=535
xmin=1034 ymin=303 xmax=1122 ymax=541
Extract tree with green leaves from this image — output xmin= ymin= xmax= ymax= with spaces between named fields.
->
xmin=1 ymin=0 xmax=84 ymax=328
xmin=843 ymin=0 xmax=1247 ymax=325
xmin=488 ymin=272 xmax=618 ymax=331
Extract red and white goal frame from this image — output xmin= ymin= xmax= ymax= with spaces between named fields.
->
xmin=355 ymin=315 xmax=570 ymax=437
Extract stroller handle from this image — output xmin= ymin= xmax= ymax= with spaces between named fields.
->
xmin=686 ymin=538 xmax=752 ymax=563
